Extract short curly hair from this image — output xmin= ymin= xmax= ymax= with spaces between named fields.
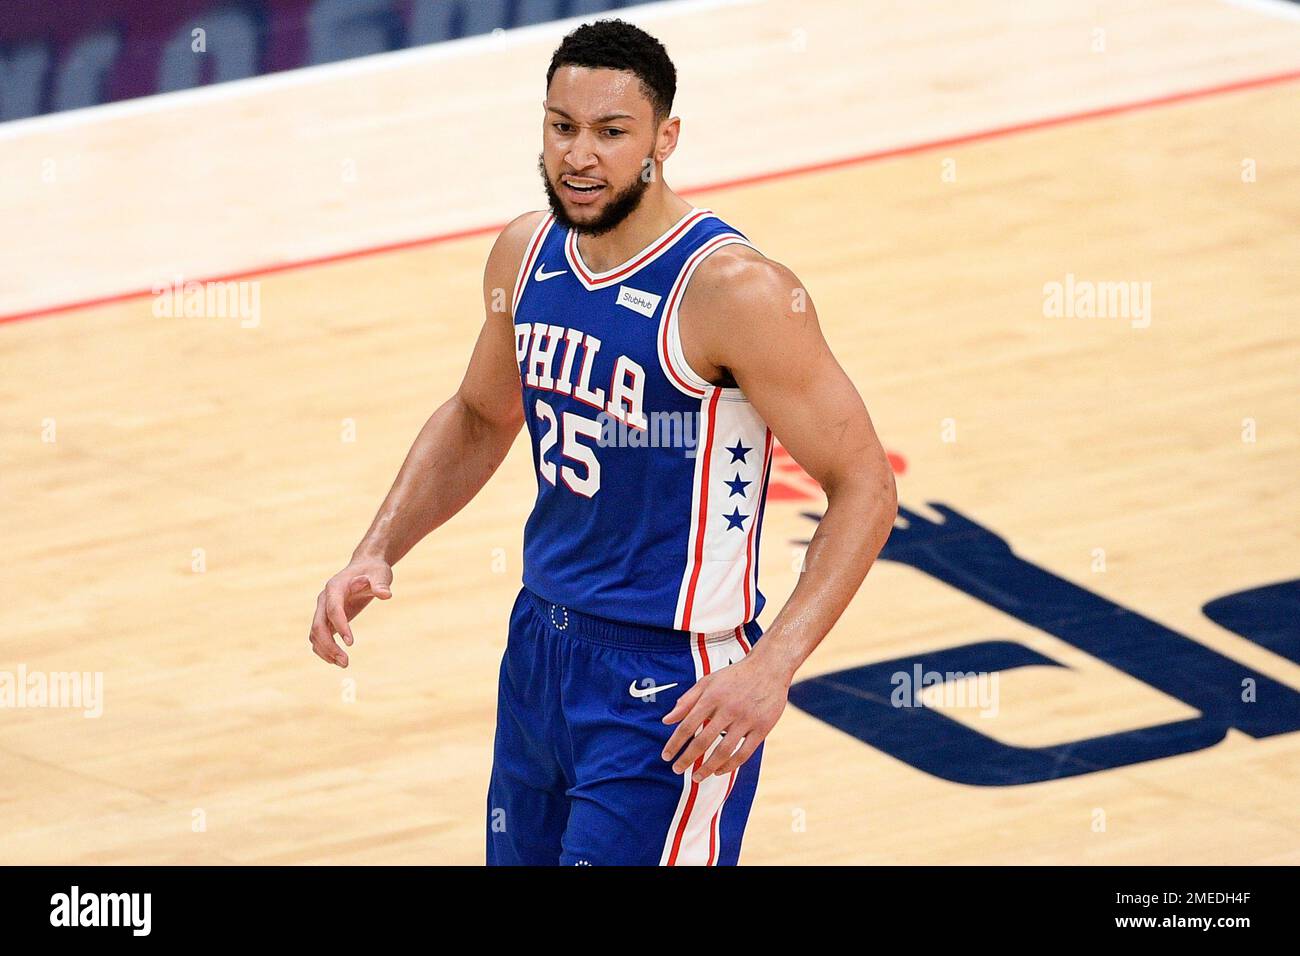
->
xmin=546 ymin=18 xmax=677 ymax=122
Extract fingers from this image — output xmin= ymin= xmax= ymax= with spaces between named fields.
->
xmin=307 ymin=562 xmax=393 ymax=669
xmin=660 ymin=682 xmax=710 ymax=761
xmin=351 ymin=573 xmax=392 ymax=601
xmin=328 ymin=568 xmax=396 ymax=649
xmin=309 ymin=599 xmax=348 ymax=668
xmin=708 ymin=732 xmax=762 ymax=778
xmin=694 ymin=725 xmax=747 ymax=779
xmin=669 ymin=715 xmax=729 ymax=777
xmin=324 ymin=589 xmax=354 ymax=647
xmin=661 ymin=678 xmax=705 ymax=727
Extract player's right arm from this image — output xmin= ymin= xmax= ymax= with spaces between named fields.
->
xmin=308 ymin=211 xmax=546 ymax=668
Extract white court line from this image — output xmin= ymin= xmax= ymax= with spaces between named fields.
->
xmin=0 ymin=0 xmax=763 ymax=142
xmin=1220 ymin=0 xmax=1300 ymax=20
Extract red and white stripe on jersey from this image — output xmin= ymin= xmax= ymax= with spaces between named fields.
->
xmin=740 ymin=428 xmax=774 ymax=620
xmin=660 ymin=627 xmax=753 ymax=866
xmin=676 ymin=395 xmax=772 ymax=632
xmin=511 ymin=213 xmax=556 ymax=317
xmin=656 ymin=232 xmax=756 ymax=398
xmin=565 ymin=207 xmax=715 ymax=292
xmin=657 ymin=230 xmax=770 ymax=633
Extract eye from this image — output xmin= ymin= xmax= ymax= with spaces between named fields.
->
xmin=603 ymin=128 xmax=626 ymax=137
xmin=552 ymin=122 xmax=573 ymax=133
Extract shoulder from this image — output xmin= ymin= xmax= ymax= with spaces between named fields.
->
xmin=683 ymin=242 xmax=807 ymax=324
xmin=484 ymin=210 xmax=551 ymax=287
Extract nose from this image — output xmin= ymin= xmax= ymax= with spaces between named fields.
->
xmin=564 ymin=128 xmax=599 ymax=172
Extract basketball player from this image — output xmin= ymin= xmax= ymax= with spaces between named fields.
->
xmin=309 ymin=19 xmax=897 ymax=865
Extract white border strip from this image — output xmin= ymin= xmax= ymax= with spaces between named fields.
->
xmin=512 ymin=214 xmax=554 ymax=316
xmin=658 ymin=233 xmax=754 ymax=398
xmin=0 ymin=0 xmax=763 ymax=142
xmin=1220 ymin=0 xmax=1300 ymax=20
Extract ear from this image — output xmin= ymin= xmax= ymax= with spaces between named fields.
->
xmin=655 ymin=115 xmax=681 ymax=163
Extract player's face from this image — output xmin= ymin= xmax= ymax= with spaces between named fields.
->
xmin=539 ymin=66 xmax=660 ymax=236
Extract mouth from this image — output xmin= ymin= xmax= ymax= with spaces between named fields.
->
xmin=561 ymin=175 xmax=606 ymax=204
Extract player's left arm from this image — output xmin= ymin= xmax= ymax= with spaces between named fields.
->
xmin=661 ymin=248 xmax=898 ymax=782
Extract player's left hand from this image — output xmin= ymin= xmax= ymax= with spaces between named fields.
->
xmin=660 ymin=647 xmax=792 ymax=781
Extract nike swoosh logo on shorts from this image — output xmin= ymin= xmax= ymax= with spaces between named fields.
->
xmin=534 ymin=264 xmax=568 ymax=282
xmin=629 ymin=681 xmax=679 ymax=699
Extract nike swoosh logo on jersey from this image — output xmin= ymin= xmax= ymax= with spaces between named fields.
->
xmin=629 ymin=680 xmax=679 ymax=699
xmin=534 ymin=264 xmax=568 ymax=282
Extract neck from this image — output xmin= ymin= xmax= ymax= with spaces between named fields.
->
xmin=576 ymin=186 xmax=693 ymax=273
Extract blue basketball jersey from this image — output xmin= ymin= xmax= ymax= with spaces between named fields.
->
xmin=511 ymin=207 xmax=774 ymax=633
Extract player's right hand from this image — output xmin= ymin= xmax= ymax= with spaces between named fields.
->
xmin=309 ymin=559 xmax=393 ymax=668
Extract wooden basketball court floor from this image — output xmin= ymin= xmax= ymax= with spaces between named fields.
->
xmin=1 ymin=0 xmax=1298 ymax=864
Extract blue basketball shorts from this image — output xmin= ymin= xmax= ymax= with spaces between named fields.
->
xmin=486 ymin=586 xmax=765 ymax=866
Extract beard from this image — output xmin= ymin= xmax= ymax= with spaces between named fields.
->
xmin=537 ymin=151 xmax=654 ymax=237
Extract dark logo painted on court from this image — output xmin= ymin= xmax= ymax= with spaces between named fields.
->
xmin=788 ymin=502 xmax=1300 ymax=786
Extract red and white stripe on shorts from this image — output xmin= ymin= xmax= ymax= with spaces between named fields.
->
xmin=659 ymin=626 xmax=753 ymax=866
